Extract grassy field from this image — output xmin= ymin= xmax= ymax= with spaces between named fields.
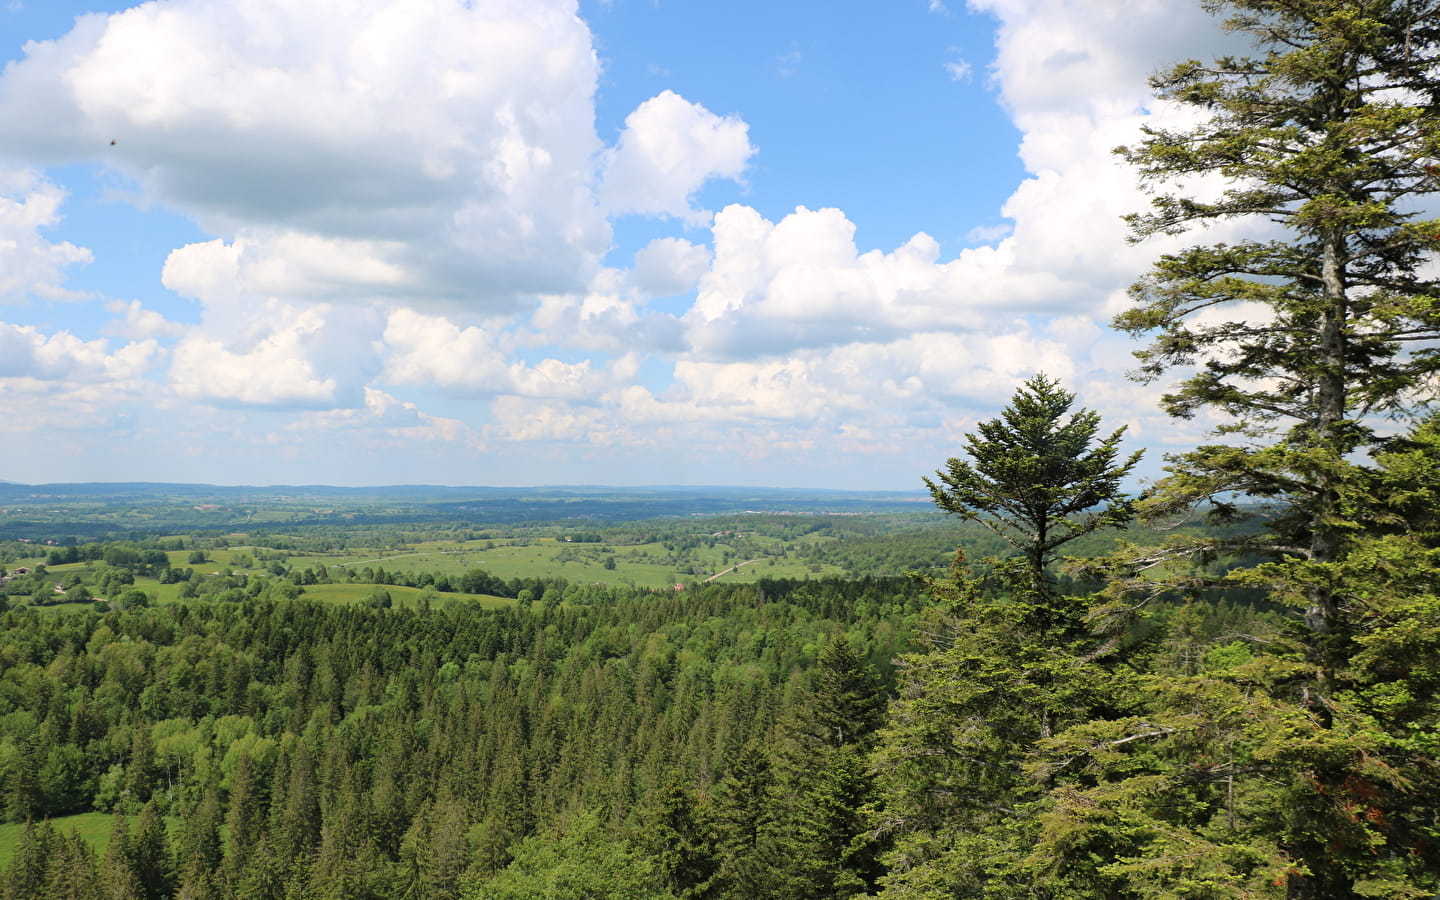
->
xmin=0 ymin=812 xmax=117 ymax=869
xmin=280 ymin=535 xmax=850 ymax=589
xmin=22 ymin=562 xmax=514 ymax=610
xmin=6 ymin=524 xmax=858 ymax=613
xmin=298 ymin=582 xmax=514 ymax=609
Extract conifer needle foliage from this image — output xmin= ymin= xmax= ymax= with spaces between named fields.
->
xmin=924 ymin=373 xmax=1142 ymax=603
xmin=877 ymin=3 xmax=1440 ymax=898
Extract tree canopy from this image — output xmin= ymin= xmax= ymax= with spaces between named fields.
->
xmin=924 ymin=373 xmax=1141 ymax=601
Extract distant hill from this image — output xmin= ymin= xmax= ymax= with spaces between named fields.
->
xmin=0 ymin=481 xmax=925 ymax=505
xmin=0 ymin=482 xmax=932 ymax=539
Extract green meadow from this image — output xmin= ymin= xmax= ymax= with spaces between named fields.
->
xmin=8 ymin=527 xmax=859 ymax=613
xmin=0 ymin=813 xmax=117 ymax=870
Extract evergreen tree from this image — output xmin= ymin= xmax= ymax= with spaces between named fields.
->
xmin=637 ymin=780 xmax=720 ymax=900
xmin=782 ymin=747 xmax=884 ymax=900
xmin=1051 ymin=2 xmax=1440 ymax=896
xmin=773 ymin=633 xmax=888 ymax=898
xmin=3 ymin=818 xmax=54 ymax=900
xmin=706 ymin=742 xmax=783 ymax=900
xmin=42 ymin=829 xmax=99 ymax=900
xmin=98 ymin=815 xmax=142 ymax=900
xmin=124 ymin=723 xmax=158 ymax=806
xmin=796 ymin=632 xmax=886 ymax=752
xmin=1042 ymin=417 xmax=1440 ymax=898
xmin=925 ymin=373 xmax=1140 ymax=604
xmin=234 ymin=835 xmax=287 ymax=900
xmin=175 ymin=849 xmax=223 ymax=900
xmin=396 ymin=797 xmax=468 ymax=900
xmin=179 ymin=788 xmax=231 ymax=898
xmin=874 ymin=377 xmax=1141 ymax=897
xmin=1115 ymin=0 xmax=1440 ymax=676
xmin=131 ymin=800 xmax=177 ymax=900
xmin=871 ymin=557 xmax=1137 ymax=898
xmin=181 ymin=785 xmax=225 ymax=874
xmin=1359 ymin=413 xmax=1440 ymax=546
xmin=278 ymin=739 xmax=322 ymax=861
xmin=2 ymin=738 xmax=38 ymax=823
xmin=310 ymin=783 xmax=386 ymax=900
xmin=223 ymin=753 xmax=263 ymax=883
xmin=367 ymin=743 xmax=410 ymax=860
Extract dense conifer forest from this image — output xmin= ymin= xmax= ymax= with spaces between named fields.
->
xmin=0 ymin=579 xmax=926 ymax=899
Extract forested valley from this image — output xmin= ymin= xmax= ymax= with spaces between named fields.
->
xmin=0 ymin=505 xmax=1286 ymax=900
xmin=0 ymin=574 xmax=926 ymax=899
xmin=4 ymin=0 xmax=1440 ymax=897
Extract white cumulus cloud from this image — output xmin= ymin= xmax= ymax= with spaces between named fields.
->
xmin=629 ymin=237 xmax=712 ymax=298
xmin=0 ymin=321 xmax=157 ymax=380
xmin=168 ymin=299 xmax=380 ymax=408
xmin=382 ymin=307 xmax=641 ymax=399
xmin=0 ymin=321 xmax=162 ymax=440
xmin=682 ymin=204 xmax=1078 ymax=358
xmin=600 ymin=90 xmax=755 ymax=225
xmin=104 ymin=299 xmax=186 ymax=340
xmin=0 ymin=168 xmax=92 ymax=304
xmin=0 ymin=0 xmax=614 ymax=311
xmin=0 ymin=2 xmax=767 ymax=314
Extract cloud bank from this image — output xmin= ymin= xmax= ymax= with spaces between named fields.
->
xmin=0 ymin=0 xmax=1242 ymax=485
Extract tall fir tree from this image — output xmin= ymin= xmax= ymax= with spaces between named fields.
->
xmin=794 ymin=632 xmax=887 ymax=752
xmin=234 ymin=835 xmax=287 ymax=900
xmin=773 ymin=633 xmax=889 ymax=899
xmin=98 ymin=814 xmax=142 ymax=900
xmin=875 ymin=377 xmax=1142 ymax=897
xmin=1114 ymin=0 xmax=1440 ymax=678
xmin=925 ymin=373 xmax=1141 ymax=607
xmin=181 ymin=785 xmax=225 ymax=874
xmin=222 ymin=753 xmax=263 ymax=885
xmin=1059 ymin=1 xmax=1440 ymax=896
xmin=395 ymin=793 xmax=471 ymax=900
xmin=706 ymin=742 xmax=783 ymax=900
xmin=130 ymin=799 xmax=176 ymax=900
xmin=278 ymin=739 xmax=322 ymax=863
xmin=3 ymin=818 xmax=54 ymax=900
xmin=124 ymin=724 xmax=158 ymax=806
xmin=637 ymin=780 xmax=720 ymax=900
xmin=1032 ymin=419 xmax=1440 ymax=898
xmin=4 ymin=738 xmax=39 ymax=823
xmin=871 ymin=553 xmax=1140 ymax=898
xmin=43 ymin=829 xmax=100 ymax=900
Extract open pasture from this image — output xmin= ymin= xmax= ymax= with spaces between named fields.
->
xmin=298 ymin=582 xmax=514 ymax=609
xmin=0 ymin=812 xmax=117 ymax=870
xmin=280 ymin=533 xmax=853 ymax=589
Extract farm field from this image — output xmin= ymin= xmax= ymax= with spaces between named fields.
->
xmin=1 ymin=507 xmax=910 ymax=616
xmin=280 ymin=533 xmax=851 ymax=588
xmin=0 ymin=486 xmax=958 ymax=610
xmin=18 ymin=555 xmax=518 ymax=610
xmin=0 ymin=813 xmax=117 ymax=870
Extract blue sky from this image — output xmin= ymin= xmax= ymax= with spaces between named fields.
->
xmin=0 ymin=0 xmax=1235 ymax=488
